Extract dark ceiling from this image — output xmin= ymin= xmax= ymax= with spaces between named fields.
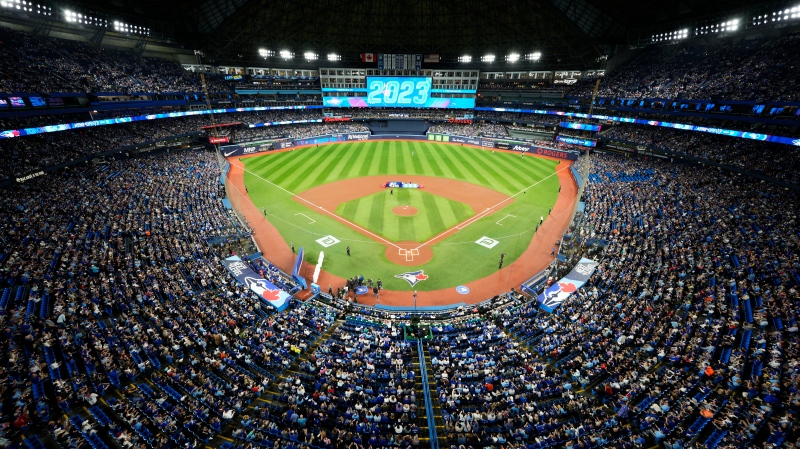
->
xmin=69 ymin=0 xmax=774 ymax=66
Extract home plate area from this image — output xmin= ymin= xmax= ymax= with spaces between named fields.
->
xmin=398 ymin=247 xmax=420 ymax=261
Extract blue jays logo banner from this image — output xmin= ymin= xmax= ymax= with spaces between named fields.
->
xmin=222 ymin=256 xmax=291 ymax=311
xmin=395 ymin=270 xmax=429 ymax=287
xmin=536 ymin=258 xmax=599 ymax=313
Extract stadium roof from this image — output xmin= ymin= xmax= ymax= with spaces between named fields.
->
xmin=70 ymin=0 xmax=770 ymax=66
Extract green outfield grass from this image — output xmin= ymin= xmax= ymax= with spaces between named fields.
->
xmin=242 ymin=141 xmax=561 ymax=291
xmin=336 ymin=189 xmax=474 ymax=243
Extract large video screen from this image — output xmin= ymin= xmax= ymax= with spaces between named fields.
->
xmin=323 ymin=76 xmax=475 ymax=109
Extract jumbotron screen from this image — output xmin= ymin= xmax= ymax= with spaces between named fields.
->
xmin=322 ymin=76 xmax=475 ymax=109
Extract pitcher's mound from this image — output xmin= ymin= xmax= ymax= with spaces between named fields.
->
xmin=392 ymin=205 xmax=418 ymax=216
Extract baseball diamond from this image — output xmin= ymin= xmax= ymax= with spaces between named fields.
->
xmin=234 ymin=140 xmax=570 ymax=296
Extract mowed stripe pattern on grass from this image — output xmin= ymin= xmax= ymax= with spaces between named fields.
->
xmin=242 ymin=141 xmax=561 ymax=291
xmin=245 ymin=140 xmax=554 ymax=195
xmin=336 ymin=189 xmax=473 ymax=242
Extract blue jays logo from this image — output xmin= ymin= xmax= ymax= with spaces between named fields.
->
xmin=394 ymin=270 xmax=428 ymax=287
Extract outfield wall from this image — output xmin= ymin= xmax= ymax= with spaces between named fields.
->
xmin=223 ymin=132 xmax=580 ymax=161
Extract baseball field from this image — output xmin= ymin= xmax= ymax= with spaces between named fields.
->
xmin=240 ymin=140 xmax=562 ymax=292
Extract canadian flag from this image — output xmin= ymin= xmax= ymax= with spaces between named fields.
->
xmin=361 ymin=53 xmax=376 ymax=62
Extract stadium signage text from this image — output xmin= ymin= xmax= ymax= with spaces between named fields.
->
xmin=537 ymin=148 xmax=570 ymax=159
xmin=448 ymin=118 xmax=473 ymax=124
xmin=16 ymin=171 xmax=45 ymax=183
xmin=346 ymin=134 xmax=370 ymax=140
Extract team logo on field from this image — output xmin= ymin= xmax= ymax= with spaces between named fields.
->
xmin=395 ymin=270 xmax=429 ymax=287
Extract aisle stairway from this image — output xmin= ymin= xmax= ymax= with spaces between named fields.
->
xmin=420 ymin=342 xmax=447 ymax=449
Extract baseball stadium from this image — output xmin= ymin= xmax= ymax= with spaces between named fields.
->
xmin=0 ymin=1 xmax=799 ymax=449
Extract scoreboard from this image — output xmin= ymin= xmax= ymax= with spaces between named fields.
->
xmin=366 ymin=77 xmax=432 ymax=107
xmin=322 ymin=76 xmax=475 ymax=109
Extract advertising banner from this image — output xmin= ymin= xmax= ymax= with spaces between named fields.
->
xmin=474 ymin=107 xmax=800 ymax=147
xmin=556 ymin=136 xmax=597 ymax=148
xmin=323 ymin=95 xmax=475 ymax=109
xmin=222 ymin=256 xmax=291 ymax=311
xmin=0 ymin=105 xmax=323 ymax=139
xmin=560 ymin=122 xmax=601 ymax=132
xmin=494 ymin=141 xmax=579 ymax=161
xmin=219 ymin=142 xmax=272 ymax=157
xmin=383 ymin=181 xmax=422 ymax=189
xmin=536 ymin=258 xmax=599 ymax=313
xmin=447 ymin=135 xmax=482 ymax=146
xmin=274 ymin=140 xmax=295 ymax=149
xmin=209 ymin=136 xmax=230 ymax=144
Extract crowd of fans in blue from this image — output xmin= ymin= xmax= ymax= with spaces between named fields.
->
xmin=0 ymin=23 xmax=799 ymax=449
xmin=567 ymin=33 xmax=800 ymax=101
xmin=0 ymin=134 xmax=797 ymax=449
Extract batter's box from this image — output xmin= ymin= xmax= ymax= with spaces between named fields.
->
xmin=475 ymin=236 xmax=500 ymax=249
xmin=315 ymin=235 xmax=340 ymax=248
xmin=398 ymin=248 xmax=420 ymax=262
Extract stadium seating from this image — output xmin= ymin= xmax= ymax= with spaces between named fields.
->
xmin=1 ymin=100 xmax=799 ymax=449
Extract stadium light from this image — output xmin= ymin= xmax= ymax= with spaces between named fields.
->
xmin=327 ymin=53 xmax=341 ymax=61
xmin=458 ymin=55 xmax=472 ymax=63
xmin=304 ymin=51 xmax=318 ymax=61
xmin=695 ymin=18 xmax=740 ymax=35
xmin=258 ymin=48 xmax=274 ymax=58
xmin=506 ymin=53 xmax=520 ymax=63
xmin=481 ymin=54 xmax=495 ymax=63
xmin=279 ymin=49 xmax=294 ymax=59
xmin=526 ymin=52 xmax=542 ymax=61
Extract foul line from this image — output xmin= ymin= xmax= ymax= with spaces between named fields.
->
xmin=229 ymin=161 xmax=404 ymax=250
xmin=412 ymin=163 xmax=574 ymax=251
xmin=294 ymin=212 xmax=316 ymax=224
xmin=495 ymin=214 xmax=515 ymax=226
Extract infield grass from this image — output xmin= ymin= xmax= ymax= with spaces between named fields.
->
xmin=242 ymin=141 xmax=561 ymax=291
xmin=336 ymin=189 xmax=474 ymax=243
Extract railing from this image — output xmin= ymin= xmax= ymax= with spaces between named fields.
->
xmin=417 ymin=340 xmax=439 ymax=449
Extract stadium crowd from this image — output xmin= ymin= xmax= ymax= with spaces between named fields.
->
xmin=0 ymin=133 xmax=798 ymax=449
xmin=426 ymin=123 xmax=508 ymax=137
xmin=568 ymin=33 xmax=800 ymax=101
xmin=603 ymin=124 xmax=800 ymax=185
xmin=0 ymin=27 xmax=229 ymax=94
xmin=0 ymin=148 xmax=341 ymax=448
xmin=230 ymin=123 xmax=371 ymax=143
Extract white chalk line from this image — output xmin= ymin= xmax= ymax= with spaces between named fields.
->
xmin=495 ymin=214 xmax=516 ymax=226
xmin=230 ymin=161 xmax=404 ymax=250
xmin=294 ymin=212 xmax=316 ymax=224
xmin=233 ymin=159 xmax=573 ymax=253
xmin=412 ymin=163 xmax=573 ymax=250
